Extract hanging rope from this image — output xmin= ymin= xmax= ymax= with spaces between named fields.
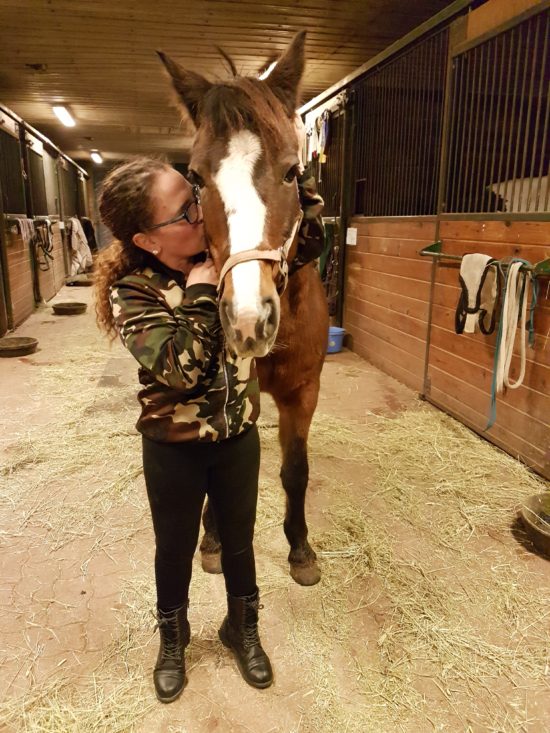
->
xmin=486 ymin=258 xmax=537 ymax=429
xmin=33 ymin=220 xmax=54 ymax=271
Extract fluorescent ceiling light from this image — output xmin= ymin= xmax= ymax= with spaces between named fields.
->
xmin=90 ymin=151 xmax=103 ymax=164
xmin=52 ymin=105 xmax=75 ymax=127
xmin=258 ymin=61 xmax=277 ymax=80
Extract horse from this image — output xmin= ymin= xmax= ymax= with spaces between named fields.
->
xmin=158 ymin=32 xmax=329 ymax=586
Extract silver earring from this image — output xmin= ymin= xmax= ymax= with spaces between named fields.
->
xmin=152 ymin=249 xmax=159 ymax=256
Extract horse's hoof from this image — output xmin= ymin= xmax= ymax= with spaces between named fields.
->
xmin=289 ymin=562 xmax=321 ymax=586
xmin=201 ymin=552 xmax=222 ymax=574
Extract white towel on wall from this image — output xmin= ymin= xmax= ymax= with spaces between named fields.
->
xmin=16 ymin=217 xmax=35 ymax=246
xmin=69 ymin=217 xmax=93 ymax=276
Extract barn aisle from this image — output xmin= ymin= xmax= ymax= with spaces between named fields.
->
xmin=1 ymin=285 xmax=549 ymax=733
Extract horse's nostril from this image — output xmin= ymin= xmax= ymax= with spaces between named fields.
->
xmin=243 ymin=336 xmax=256 ymax=352
xmin=262 ymin=296 xmax=277 ymax=324
xmin=220 ymin=299 xmax=234 ymax=325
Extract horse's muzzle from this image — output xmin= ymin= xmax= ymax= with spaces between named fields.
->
xmin=220 ymin=295 xmax=279 ymax=358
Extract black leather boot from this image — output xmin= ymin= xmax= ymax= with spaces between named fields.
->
xmin=218 ymin=588 xmax=273 ymax=688
xmin=153 ymin=603 xmax=190 ymax=703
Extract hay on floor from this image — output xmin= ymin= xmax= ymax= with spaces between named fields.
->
xmin=1 ymin=327 xmax=549 ymax=732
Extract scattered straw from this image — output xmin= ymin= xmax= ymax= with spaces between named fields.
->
xmin=1 ymin=317 xmax=549 ymax=732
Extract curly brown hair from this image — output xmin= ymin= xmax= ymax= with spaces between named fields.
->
xmin=94 ymin=156 xmax=170 ymax=339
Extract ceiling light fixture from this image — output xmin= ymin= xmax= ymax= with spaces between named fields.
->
xmin=90 ymin=151 xmax=103 ymax=164
xmin=52 ymin=105 xmax=75 ymax=127
xmin=258 ymin=61 xmax=277 ymax=80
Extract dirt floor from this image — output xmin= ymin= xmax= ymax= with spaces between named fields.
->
xmin=1 ymin=284 xmax=549 ymax=733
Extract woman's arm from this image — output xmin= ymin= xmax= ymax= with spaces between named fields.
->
xmin=110 ymin=281 xmax=222 ymax=392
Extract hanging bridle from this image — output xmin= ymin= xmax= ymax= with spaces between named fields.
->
xmin=216 ymin=211 xmax=303 ymax=297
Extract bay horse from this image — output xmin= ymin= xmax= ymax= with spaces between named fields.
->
xmin=158 ymin=32 xmax=329 ymax=585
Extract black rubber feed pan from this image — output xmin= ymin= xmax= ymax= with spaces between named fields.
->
xmin=52 ymin=301 xmax=88 ymax=315
xmin=0 ymin=336 xmax=38 ymax=357
xmin=520 ymin=493 xmax=550 ymax=558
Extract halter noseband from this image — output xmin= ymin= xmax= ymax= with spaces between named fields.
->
xmin=216 ymin=211 xmax=303 ymax=297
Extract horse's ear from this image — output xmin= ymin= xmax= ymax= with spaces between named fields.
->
xmin=157 ymin=51 xmax=213 ymax=126
xmin=264 ymin=31 xmax=306 ymax=117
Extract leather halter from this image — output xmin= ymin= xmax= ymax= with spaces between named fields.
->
xmin=216 ymin=211 xmax=303 ymax=297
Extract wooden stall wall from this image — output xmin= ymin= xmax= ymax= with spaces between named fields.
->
xmin=5 ymin=228 xmax=34 ymax=327
xmin=426 ymin=221 xmax=550 ymax=479
xmin=343 ymin=217 xmax=436 ymax=391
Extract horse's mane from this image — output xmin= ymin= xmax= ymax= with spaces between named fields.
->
xmin=200 ymin=76 xmax=294 ymax=151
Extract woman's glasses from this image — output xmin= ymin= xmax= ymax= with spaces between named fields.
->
xmin=146 ymin=185 xmax=202 ymax=231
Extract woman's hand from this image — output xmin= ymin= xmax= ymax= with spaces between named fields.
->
xmin=186 ymin=257 xmax=219 ymax=288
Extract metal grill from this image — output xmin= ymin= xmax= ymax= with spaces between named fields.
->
xmin=353 ymin=28 xmax=449 ymax=216
xmin=28 ymin=150 xmax=48 ymax=216
xmin=43 ymin=152 xmax=59 ymax=215
xmin=77 ymin=174 xmax=88 ymax=217
xmin=61 ymin=164 xmax=78 ymax=216
xmin=0 ymin=129 xmax=26 ymax=215
xmin=445 ymin=9 xmax=549 ymax=214
xmin=311 ymin=109 xmax=345 ymax=217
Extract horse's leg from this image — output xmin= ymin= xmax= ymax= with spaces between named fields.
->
xmin=199 ymin=499 xmax=223 ymax=574
xmin=274 ymin=380 xmax=320 ymax=586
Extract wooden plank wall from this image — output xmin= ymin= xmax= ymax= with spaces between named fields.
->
xmin=37 ymin=223 xmax=67 ymax=302
xmin=343 ymin=217 xmax=550 ymax=479
xmin=5 ymin=228 xmax=34 ymax=327
xmin=343 ymin=218 xmax=436 ymax=391
xmin=427 ymin=220 xmax=550 ymax=479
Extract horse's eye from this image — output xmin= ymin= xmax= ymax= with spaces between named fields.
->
xmin=188 ymin=169 xmax=205 ymax=188
xmin=283 ymin=165 xmax=299 ymax=184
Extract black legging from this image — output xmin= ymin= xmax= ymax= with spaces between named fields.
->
xmin=142 ymin=425 xmax=260 ymax=610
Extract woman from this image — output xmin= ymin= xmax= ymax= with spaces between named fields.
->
xmin=95 ymin=156 xmax=272 ymax=703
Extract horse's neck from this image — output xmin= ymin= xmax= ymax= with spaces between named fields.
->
xmin=278 ymin=265 xmax=320 ymax=337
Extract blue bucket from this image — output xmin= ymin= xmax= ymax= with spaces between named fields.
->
xmin=327 ymin=326 xmax=345 ymax=354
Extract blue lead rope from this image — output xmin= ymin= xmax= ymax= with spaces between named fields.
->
xmin=527 ymin=277 xmax=539 ymax=349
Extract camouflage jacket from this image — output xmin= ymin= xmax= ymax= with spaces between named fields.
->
xmin=110 ymin=261 xmax=260 ymax=443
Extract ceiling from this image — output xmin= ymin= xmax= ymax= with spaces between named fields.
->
xmin=0 ymin=0 xmax=455 ymax=163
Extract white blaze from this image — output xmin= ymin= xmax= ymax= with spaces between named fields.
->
xmin=214 ymin=130 xmax=267 ymax=322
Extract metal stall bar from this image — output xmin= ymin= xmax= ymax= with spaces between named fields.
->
xmin=383 ymin=58 xmax=396 ymax=216
xmin=403 ymin=50 xmax=417 ymax=215
xmin=497 ymin=28 xmax=517 ymax=212
xmin=419 ymin=240 xmax=550 ymax=275
xmin=529 ymin=12 xmax=549 ymax=212
xmin=541 ymin=41 xmax=550 ymax=211
xmin=381 ymin=65 xmax=391 ymax=215
xmin=360 ymin=84 xmax=370 ymax=215
xmin=445 ymin=48 xmax=461 ymax=212
xmin=422 ymin=35 xmax=438 ymax=214
xmin=468 ymin=43 xmax=484 ymax=211
xmin=518 ymin=13 xmax=542 ymax=210
xmin=423 ymin=20 xmax=456 ymax=396
xmin=487 ymin=33 xmax=507 ymax=214
xmin=426 ymin=33 xmax=440 ymax=214
xmin=454 ymin=53 xmax=470 ymax=211
xmin=507 ymin=20 xmax=532 ymax=212
xmin=479 ymin=36 xmax=497 ymax=213
xmin=461 ymin=45 xmax=478 ymax=212
xmin=409 ymin=41 xmax=425 ymax=216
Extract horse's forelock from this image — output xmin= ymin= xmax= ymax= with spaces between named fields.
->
xmin=200 ymin=77 xmax=294 ymax=154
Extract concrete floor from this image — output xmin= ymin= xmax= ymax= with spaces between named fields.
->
xmin=1 ymin=284 xmax=549 ymax=733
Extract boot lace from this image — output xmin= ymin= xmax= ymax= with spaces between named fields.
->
xmin=154 ymin=610 xmax=183 ymax=661
xmin=243 ymin=623 xmax=260 ymax=649
xmin=242 ymin=602 xmax=263 ymax=649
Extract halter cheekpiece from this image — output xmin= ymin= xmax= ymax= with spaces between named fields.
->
xmin=216 ymin=211 xmax=303 ymax=297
